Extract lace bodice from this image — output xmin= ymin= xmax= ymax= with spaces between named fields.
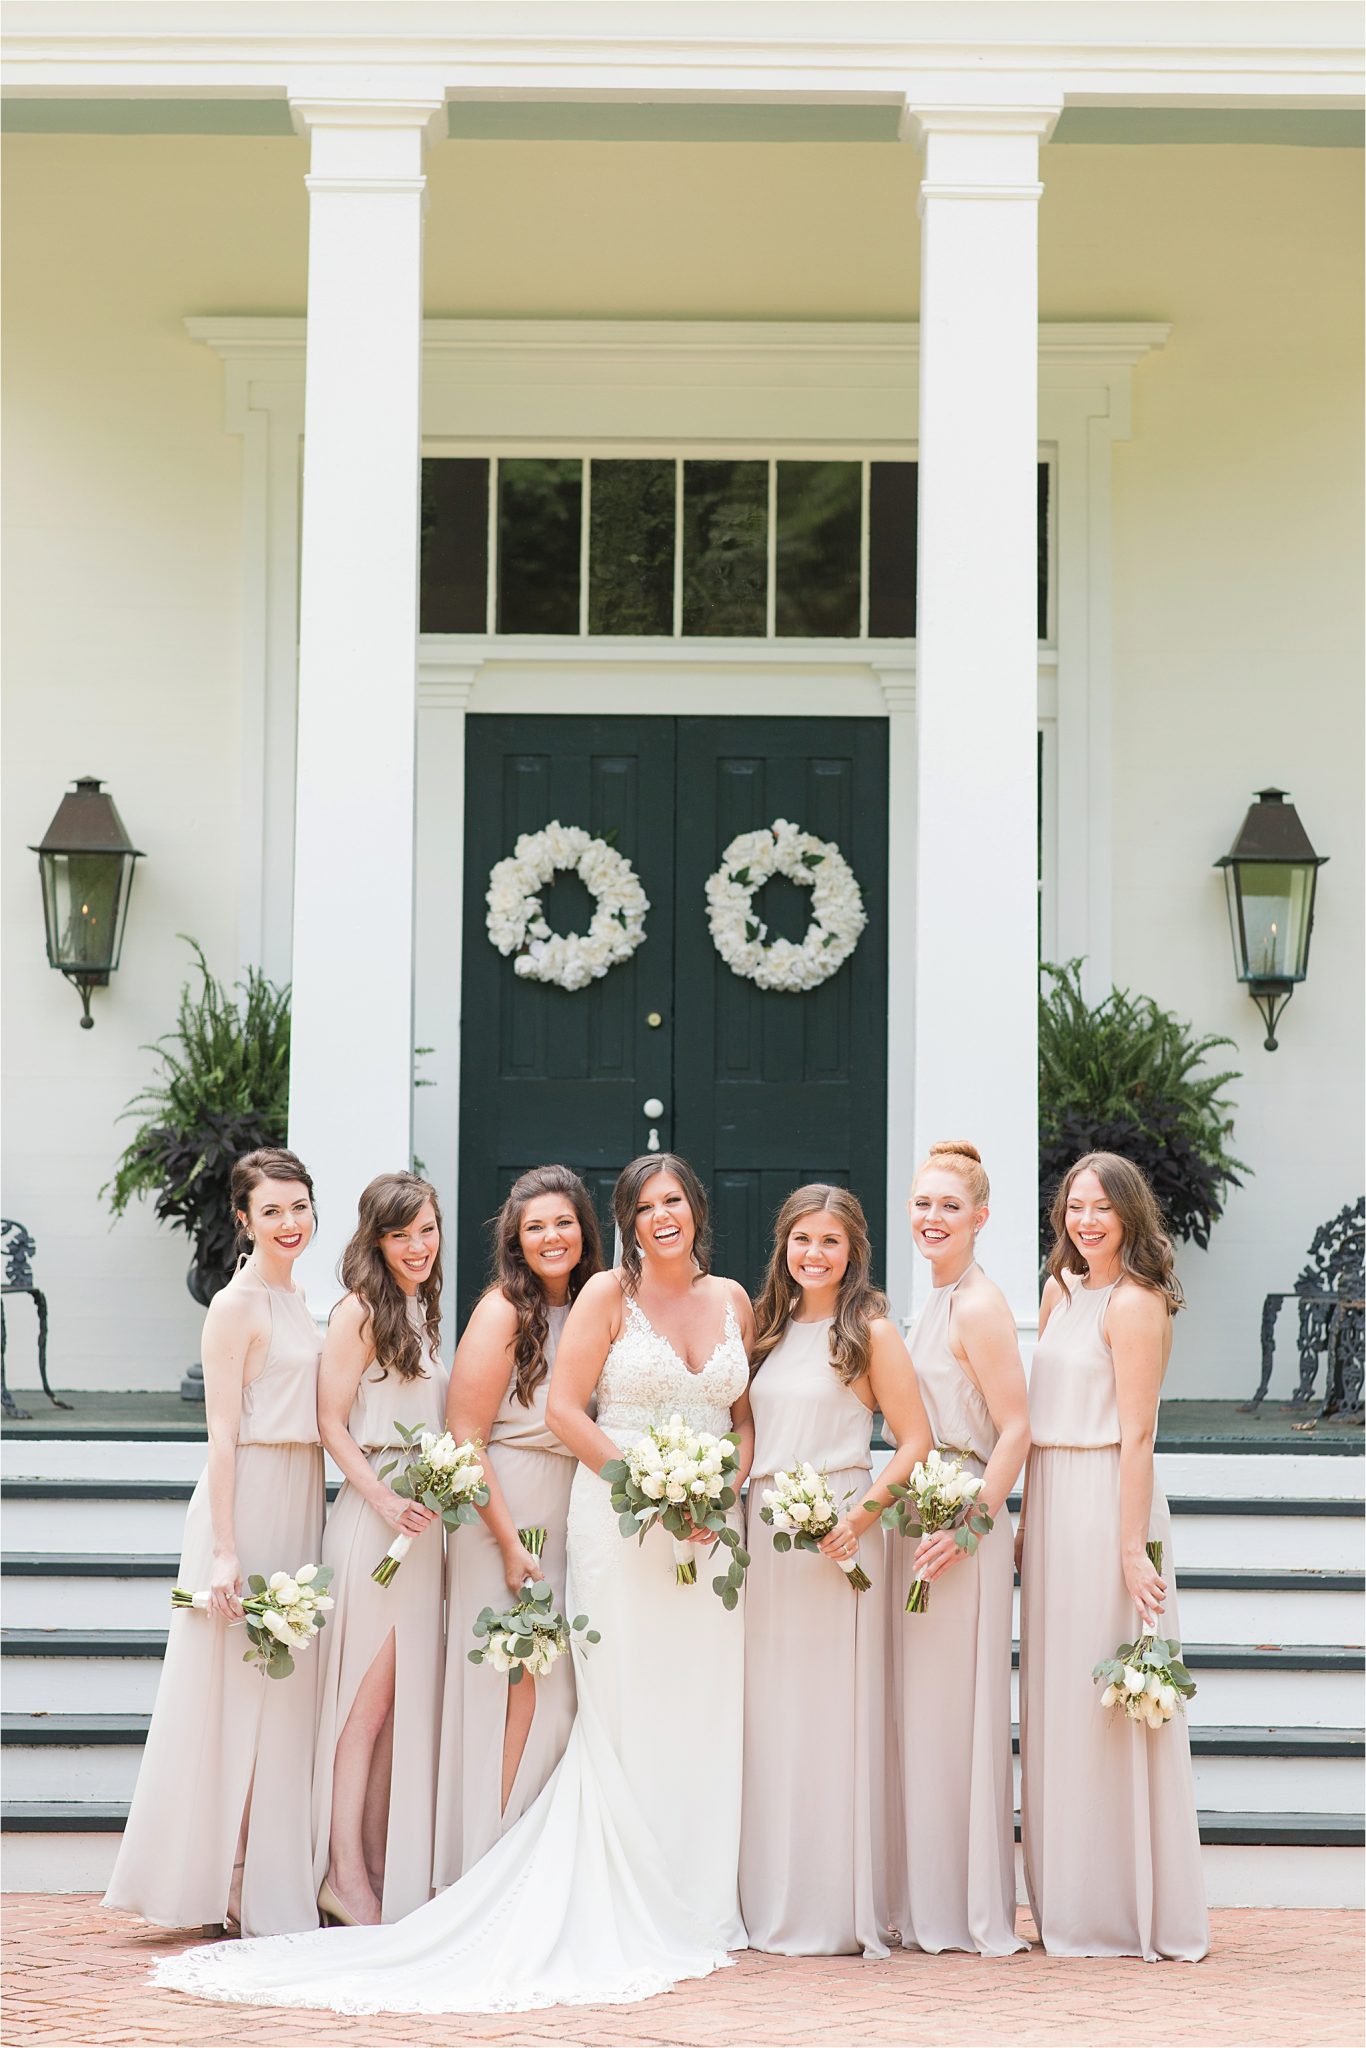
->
xmin=596 ymin=1294 xmax=749 ymax=1442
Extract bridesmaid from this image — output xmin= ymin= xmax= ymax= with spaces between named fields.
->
xmin=741 ymin=1184 xmax=932 ymax=1958
xmin=433 ymin=1165 xmax=604 ymax=1887
xmin=103 ymin=1148 xmax=324 ymax=1937
xmin=892 ymin=1141 xmax=1030 ymax=1957
xmin=1018 ymin=1151 xmax=1209 ymax=1961
xmin=313 ymin=1173 xmax=449 ymax=1928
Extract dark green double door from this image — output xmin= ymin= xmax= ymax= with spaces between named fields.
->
xmin=458 ymin=715 xmax=888 ymax=1313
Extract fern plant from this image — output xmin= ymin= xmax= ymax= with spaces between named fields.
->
xmin=1039 ymin=960 xmax=1247 ymax=1258
xmin=104 ymin=940 xmax=291 ymax=1304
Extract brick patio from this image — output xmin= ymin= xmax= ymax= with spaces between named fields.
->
xmin=3 ymin=1899 xmax=1361 ymax=2048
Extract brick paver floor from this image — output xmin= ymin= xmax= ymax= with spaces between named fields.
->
xmin=2 ymin=1898 xmax=1362 ymax=2048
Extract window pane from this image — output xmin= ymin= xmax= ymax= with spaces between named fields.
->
xmin=1037 ymin=461 xmax=1050 ymax=639
xmin=775 ymin=461 xmax=861 ymax=637
xmin=867 ymin=461 xmax=917 ymax=636
xmin=497 ymin=459 xmax=581 ymax=634
xmin=682 ymin=460 xmax=767 ymax=637
xmin=589 ymin=459 xmax=675 ymax=635
xmin=420 ymin=458 xmax=488 ymax=632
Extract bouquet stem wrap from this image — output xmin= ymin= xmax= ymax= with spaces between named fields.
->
xmin=671 ymin=1536 xmax=698 ymax=1587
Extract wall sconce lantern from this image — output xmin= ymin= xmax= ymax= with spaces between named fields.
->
xmin=1215 ymin=788 xmax=1327 ymax=1051
xmin=31 ymin=777 xmax=144 ymax=1029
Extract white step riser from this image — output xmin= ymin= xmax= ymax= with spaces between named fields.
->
xmin=5 ymin=1501 xmax=193 ymax=1553
xmin=1 ymin=1443 xmax=347 ymax=1484
xmin=1011 ymin=1666 xmax=1364 ymax=1729
xmin=9 ymin=1737 xmax=1357 ymax=1813
xmin=1009 ymin=1752 xmax=1361 ymax=1818
xmin=2 ymin=1659 xmax=163 ymax=1715
xmin=3 ymin=1578 xmax=179 ymax=1631
xmin=1165 ymin=1515 xmax=1360 ymax=1571
xmin=1006 ymin=1584 xmax=1363 ymax=1649
xmin=5 ymin=1835 xmax=1361 ymax=1910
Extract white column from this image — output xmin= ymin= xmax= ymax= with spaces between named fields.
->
xmin=908 ymin=103 xmax=1059 ymax=1344
xmin=287 ymin=91 xmax=444 ymax=1307
xmin=875 ymin=662 xmax=918 ymax=1321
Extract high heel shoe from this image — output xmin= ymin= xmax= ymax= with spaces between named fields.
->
xmin=317 ymin=1877 xmax=360 ymax=1928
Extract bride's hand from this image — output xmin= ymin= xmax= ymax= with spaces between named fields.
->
xmin=683 ymin=1521 xmax=718 ymax=1547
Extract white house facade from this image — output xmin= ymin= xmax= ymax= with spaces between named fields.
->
xmin=2 ymin=1 xmax=1362 ymax=1400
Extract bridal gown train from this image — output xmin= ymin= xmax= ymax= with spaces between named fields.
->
xmin=154 ymin=1291 xmax=750 ymax=2016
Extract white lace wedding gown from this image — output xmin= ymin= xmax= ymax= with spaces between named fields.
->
xmin=154 ymin=1295 xmax=750 ymax=2016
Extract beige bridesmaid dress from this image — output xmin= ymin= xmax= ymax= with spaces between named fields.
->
xmin=1019 ymin=1273 xmax=1209 ymax=1960
xmin=433 ymin=1302 xmax=578 ymax=1886
xmin=740 ymin=1316 xmax=895 ymax=1957
xmin=892 ymin=1270 xmax=1025 ymax=1956
xmin=102 ymin=1268 xmax=325 ymax=1935
xmin=312 ymin=1329 xmax=449 ymax=1922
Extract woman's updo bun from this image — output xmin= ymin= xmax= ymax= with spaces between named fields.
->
xmin=917 ymin=1140 xmax=990 ymax=1206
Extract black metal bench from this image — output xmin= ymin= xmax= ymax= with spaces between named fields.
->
xmin=1 ymin=1220 xmax=70 ymax=1422
xmin=1242 ymin=1197 xmax=1365 ymax=1422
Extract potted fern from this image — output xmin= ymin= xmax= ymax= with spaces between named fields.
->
xmin=105 ymin=939 xmax=291 ymax=1308
xmin=1039 ymin=961 xmax=1247 ymax=1260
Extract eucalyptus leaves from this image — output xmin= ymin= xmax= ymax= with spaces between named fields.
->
xmin=1092 ymin=1542 xmax=1197 ymax=1728
xmin=603 ymin=1414 xmax=749 ymax=1606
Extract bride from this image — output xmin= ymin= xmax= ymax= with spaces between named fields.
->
xmin=155 ymin=1154 xmax=755 ymax=2016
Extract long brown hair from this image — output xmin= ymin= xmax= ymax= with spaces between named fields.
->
xmin=339 ymin=1172 xmax=444 ymax=1380
xmin=1045 ymin=1151 xmax=1184 ymax=1315
xmin=490 ymin=1165 xmax=604 ymax=1407
xmin=752 ymin=1184 xmax=889 ymax=1385
xmin=612 ymin=1154 xmax=711 ymax=1290
xmin=231 ymin=1147 xmax=316 ymax=1259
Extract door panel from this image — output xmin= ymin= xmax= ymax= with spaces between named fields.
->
xmin=674 ymin=719 xmax=888 ymax=1290
xmin=458 ymin=713 xmax=888 ymax=1312
xmin=460 ymin=716 xmax=675 ymax=1299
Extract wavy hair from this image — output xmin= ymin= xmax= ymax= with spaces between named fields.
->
xmin=752 ymin=1184 xmax=889 ymax=1386
xmin=230 ymin=1147 xmax=316 ymax=1260
xmin=490 ymin=1165 xmax=604 ymax=1407
xmin=612 ymin=1154 xmax=711 ymax=1290
xmin=339 ymin=1172 xmax=444 ymax=1380
xmin=1045 ymin=1151 xmax=1184 ymax=1316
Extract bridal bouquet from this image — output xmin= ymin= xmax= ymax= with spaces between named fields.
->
xmin=468 ymin=1532 xmax=601 ymax=1684
xmin=171 ymin=1564 xmax=334 ymax=1679
xmin=760 ymin=1463 xmax=871 ymax=1592
xmin=1092 ymin=1542 xmax=1197 ymax=1728
xmin=373 ymin=1424 xmax=489 ymax=1587
xmin=877 ymin=1447 xmax=993 ymax=1614
xmin=603 ymin=1414 xmax=750 ymax=1605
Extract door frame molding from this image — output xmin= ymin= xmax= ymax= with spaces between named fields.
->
xmin=188 ymin=313 xmax=1169 ymax=1315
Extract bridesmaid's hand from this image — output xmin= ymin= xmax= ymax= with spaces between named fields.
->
xmin=209 ymin=1549 xmax=245 ymax=1621
xmin=1014 ymin=1521 xmax=1026 ymax=1575
xmin=504 ymin=1541 xmax=544 ymax=1594
xmin=817 ymin=1515 xmax=863 ymax=1565
xmin=1124 ymin=1545 xmax=1167 ymax=1631
xmin=912 ymin=1529 xmax=969 ymax=1583
xmin=379 ymin=1491 xmax=437 ymax=1539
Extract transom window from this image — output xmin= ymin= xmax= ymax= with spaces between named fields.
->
xmin=421 ymin=456 xmax=1050 ymax=640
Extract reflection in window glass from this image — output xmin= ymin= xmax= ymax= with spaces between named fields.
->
xmin=867 ymin=462 xmax=917 ymax=637
xmin=682 ymin=461 xmax=767 ymax=637
xmin=589 ymin=460 xmax=676 ymax=635
xmin=497 ymin=459 xmax=581 ymax=634
xmin=420 ymin=458 xmax=488 ymax=632
xmin=775 ymin=462 xmax=861 ymax=637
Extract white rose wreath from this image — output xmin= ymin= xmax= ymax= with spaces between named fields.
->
xmin=485 ymin=820 xmax=650 ymax=993
xmin=705 ymin=818 xmax=867 ymax=993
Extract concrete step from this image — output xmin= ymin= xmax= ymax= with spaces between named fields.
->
xmin=1004 ymin=1567 xmax=1364 ymax=1650
xmin=1 ymin=1555 xmax=183 ymax=1631
xmin=7 ymin=1712 xmax=1359 ymax=1813
xmin=1 ymin=1632 xmax=167 ymax=1715
xmin=1009 ymin=1643 xmax=1365 ymax=1730
xmin=5 ymin=1800 xmax=1361 ymax=1906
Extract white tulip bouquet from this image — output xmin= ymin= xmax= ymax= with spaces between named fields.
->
xmin=875 ymin=1446 xmax=993 ymax=1614
xmin=760 ymin=1463 xmax=871 ymax=1592
xmin=171 ymin=1563 xmax=335 ymax=1680
xmin=603 ymin=1414 xmax=749 ymax=1604
xmin=1092 ymin=1542 xmax=1197 ymax=1728
xmin=373 ymin=1424 xmax=489 ymax=1587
